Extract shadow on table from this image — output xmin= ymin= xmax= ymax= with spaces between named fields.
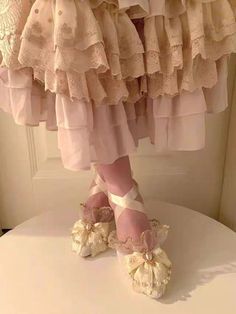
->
xmin=158 ymin=212 xmax=236 ymax=304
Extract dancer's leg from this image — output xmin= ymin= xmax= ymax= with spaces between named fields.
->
xmin=96 ymin=156 xmax=150 ymax=242
xmin=82 ymin=169 xmax=110 ymax=222
xmin=72 ymin=167 xmax=114 ymax=257
xmin=96 ymin=156 xmax=172 ymax=299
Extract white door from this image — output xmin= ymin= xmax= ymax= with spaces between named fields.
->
xmin=0 ymin=59 xmax=235 ymax=229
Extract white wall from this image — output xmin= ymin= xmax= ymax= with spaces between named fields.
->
xmin=220 ymin=56 xmax=236 ymax=231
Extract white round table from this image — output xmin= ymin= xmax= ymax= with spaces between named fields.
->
xmin=0 ymin=201 xmax=236 ymax=314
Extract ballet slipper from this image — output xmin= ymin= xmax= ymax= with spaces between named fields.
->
xmin=108 ymin=182 xmax=172 ymax=299
xmin=71 ymin=168 xmax=115 ymax=257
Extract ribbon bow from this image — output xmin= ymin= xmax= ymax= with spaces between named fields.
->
xmin=71 ymin=219 xmax=109 ymax=257
xmin=125 ymin=247 xmax=172 ymax=298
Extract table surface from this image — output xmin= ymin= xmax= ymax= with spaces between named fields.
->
xmin=0 ymin=200 xmax=236 ymax=314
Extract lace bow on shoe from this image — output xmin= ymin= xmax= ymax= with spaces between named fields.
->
xmin=125 ymin=245 xmax=171 ymax=299
xmin=71 ymin=213 xmax=111 ymax=257
xmin=71 ymin=204 xmax=114 ymax=257
xmin=109 ymin=218 xmax=172 ymax=299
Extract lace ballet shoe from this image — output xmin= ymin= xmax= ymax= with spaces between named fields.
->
xmin=71 ymin=170 xmax=115 ymax=257
xmin=107 ymin=183 xmax=172 ymax=299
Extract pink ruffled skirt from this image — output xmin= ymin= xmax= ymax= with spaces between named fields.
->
xmin=0 ymin=0 xmax=235 ymax=170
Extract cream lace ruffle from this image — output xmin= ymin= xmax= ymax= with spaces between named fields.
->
xmin=145 ymin=0 xmax=236 ymax=75
xmin=18 ymin=1 xmax=145 ymax=77
xmin=31 ymin=69 xmax=142 ymax=106
xmin=0 ymin=0 xmax=31 ymax=68
xmin=71 ymin=219 xmax=110 ymax=257
xmin=125 ymin=247 xmax=172 ymax=298
xmin=0 ymin=0 xmax=236 ymax=103
xmin=71 ymin=205 xmax=114 ymax=257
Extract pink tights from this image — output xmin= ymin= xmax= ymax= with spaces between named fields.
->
xmin=85 ymin=156 xmax=151 ymax=243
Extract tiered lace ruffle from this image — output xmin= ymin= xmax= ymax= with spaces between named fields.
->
xmin=0 ymin=55 xmax=228 ymax=170
xmin=1 ymin=0 xmax=235 ymax=102
xmin=144 ymin=0 xmax=236 ymax=96
xmin=0 ymin=0 xmax=235 ymax=170
xmin=4 ymin=0 xmax=147 ymax=105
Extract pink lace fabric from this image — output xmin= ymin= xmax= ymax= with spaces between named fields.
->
xmin=81 ymin=204 xmax=114 ymax=224
xmin=108 ymin=219 xmax=170 ymax=254
xmin=0 ymin=0 xmax=235 ymax=170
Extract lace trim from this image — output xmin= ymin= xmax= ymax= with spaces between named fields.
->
xmin=148 ymin=0 xmax=235 ymax=18
xmin=0 ymin=1 xmax=30 ymax=68
xmin=0 ymin=0 xmax=236 ymax=100
xmin=81 ymin=203 xmax=114 ymax=224
xmin=108 ymin=219 xmax=170 ymax=254
xmin=27 ymin=53 xmax=225 ymax=103
xmin=144 ymin=12 xmax=236 ymax=75
xmin=147 ymin=55 xmax=220 ymax=98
